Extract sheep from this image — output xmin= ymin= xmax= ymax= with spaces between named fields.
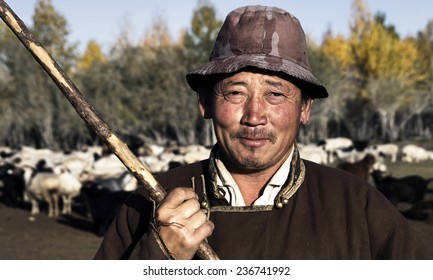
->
xmin=333 ymin=147 xmax=370 ymax=163
xmin=402 ymin=144 xmax=433 ymax=163
xmin=81 ymin=153 xmax=127 ymax=180
xmin=79 ymin=171 xmax=136 ymax=235
xmin=26 ymin=171 xmax=61 ymax=217
xmin=11 ymin=146 xmax=63 ymax=171
xmin=371 ymin=170 xmax=433 ymax=206
xmin=402 ymin=201 xmax=433 ymax=221
xmin=57 ymin=166 xmax=82 ymax=215
xmin=60 ymin=152 xmax=95 ymax=179
xmin=299 ymin=144 xmax=328 ymax=164
xmin=25 ymin=165 xmax=82 ymax=217
xmin=337 ymin=154 xmax=376 ymax=181
xmin=366 ymin=143 xmax=399 ymax=162
xmin=0 ymin=162 xmax=26 ymax=208
xmin=317 ymin=137 xmax=353 ymax=163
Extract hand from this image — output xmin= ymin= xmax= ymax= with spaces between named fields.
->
xmin=155 ymin=187 xmax=214 ymax=259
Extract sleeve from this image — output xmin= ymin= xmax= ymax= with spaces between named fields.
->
xmin=93 ymin=191 xmax=173 ymax=260
xmin=365 ymin=187 xmax=431 ymax=259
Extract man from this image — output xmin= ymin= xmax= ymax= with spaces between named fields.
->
xmin=94 ymin=5 xmax=429 ymax=259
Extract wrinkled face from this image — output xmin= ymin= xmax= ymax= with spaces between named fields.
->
xmin=199 ymin=70 xmax=313 ymax=173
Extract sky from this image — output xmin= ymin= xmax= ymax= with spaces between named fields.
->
xmin=3 ymin=0 xmax=433 ymax=53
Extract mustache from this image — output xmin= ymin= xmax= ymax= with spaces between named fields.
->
xmin=230 ymin=128 xmax=277 ymax=144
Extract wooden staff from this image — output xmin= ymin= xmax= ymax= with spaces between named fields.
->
xmin=0 ymin=0 xmax=219 ymax=260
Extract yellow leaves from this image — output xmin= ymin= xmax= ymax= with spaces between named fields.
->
xmin=142 ymin=16 xmax=172 ymax=49
xmin=321 ymin=0 xmax=423 ymax=88
xmin=322 ymin=33 xmax=353 ymax=69
xmin=359 ymin=21 xmax=419 ymax=83
xmin=76 ymin=40 xmax=106 ymax=70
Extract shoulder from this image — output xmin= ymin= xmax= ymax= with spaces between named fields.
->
xmin=303 ymin=159 xmax=373 ymax=188
xmin=301 ymin=158 xmax=407 ymax=221
xmin=301 ymin=159 xmax=385 ymax=204
xmin=301 ymin=159 xmax=405 ymax=221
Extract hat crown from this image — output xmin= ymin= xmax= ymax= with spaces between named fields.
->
xmin=186 ymin=5 xmax=328 ymax=99
xmin=210 ymin=6 xmax=310 ymax=71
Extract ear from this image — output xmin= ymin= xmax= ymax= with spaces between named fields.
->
xmin=300 ymin=99 xmax=313 ymax=125
xmin=197 ymin=93 xmax=212 ymax=119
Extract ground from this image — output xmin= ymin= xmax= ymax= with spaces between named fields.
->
xmin=0 ymin=205 xmax=102 ymax=259
xmin=0 ymin=204 xmax=432 ymax=259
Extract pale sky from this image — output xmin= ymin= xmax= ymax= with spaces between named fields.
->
xmin=4 ymin=0 xmax=433 ymax=53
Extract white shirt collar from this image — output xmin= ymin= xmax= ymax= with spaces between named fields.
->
xmin=215 ymin=148 xmax=294 ymax=206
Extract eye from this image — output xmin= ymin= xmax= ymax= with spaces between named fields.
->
xmin=267 ymin=91 xmax=288 ymax=104
xmin=270 ymin=92 xmax=286 ymax=97
xmin=222 ymin=91 xmax=246 ymax=104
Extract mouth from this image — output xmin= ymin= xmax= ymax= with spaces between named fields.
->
xmin=232 ymin=128 xmax=277 ymax=148
xmin=239 ymin=137 xmax=270 ymax=148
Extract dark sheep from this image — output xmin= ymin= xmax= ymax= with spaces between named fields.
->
xmin=79 ymin=180 xmax=132 ymax=236
xmin=0 ymin=163 xmax=26 ymax=208
xmin=337 ymin=154 xmax=376 ymax=181
xmin=371 ymin=170 xmax=433 ymax=205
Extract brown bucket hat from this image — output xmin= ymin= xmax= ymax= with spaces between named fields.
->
xmin=186 ymin=5 xmax=328 ymax=99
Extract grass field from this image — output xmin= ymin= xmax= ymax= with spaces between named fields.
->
xmin=327 ymin=159 xmax=433 ymax=189
xmin=385 ymin=160 xmax=433 ymax=179
xmin=327 ymin=139 xmax=433 ymax=186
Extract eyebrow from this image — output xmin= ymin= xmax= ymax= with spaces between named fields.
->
xmin=222 ymin=79 xmax=285 ymax=88
xmin=264 ymin=79 xmax=285 ymax=89
xmin=222 ymin=80 xmax=247 ymax=87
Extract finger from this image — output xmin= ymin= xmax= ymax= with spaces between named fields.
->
xmin=172 ymin=198 xmax=201 ymax=220
xmin=166 ymin=220 xmax=214 ymax=252
xmin=157 ymin=198 xmax=201 ymax=228
xmin=156 ymin=189 xmax=201 ymax=224
xmin=184 ymin=209 xmax=209 ymax=231
xmin=191 ymin=220 xmax=215 ymax=241
xmin=162 ymin=187 xmax=198 ymax=210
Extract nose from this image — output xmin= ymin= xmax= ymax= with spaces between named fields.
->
xmin=240 ymin=97 xmax=267 ymax=126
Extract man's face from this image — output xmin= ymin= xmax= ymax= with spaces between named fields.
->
xmin=199 ymin=70 xmax=313 ymax=173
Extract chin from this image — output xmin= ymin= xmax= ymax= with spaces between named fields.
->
xmin=235 ymin=157 xmax=268 ymax=171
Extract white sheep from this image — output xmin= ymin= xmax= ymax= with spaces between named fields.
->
xmin=402 ymin=144 xmax=432 ymax=163
xmin=25 ymin=172 xmax=61 ymax=217
xmin=299 ymin=144 xmax=328 ymax=164
xmin=25 ymin=165 xmax=82 ymax=217
xmin=367 ymin=143 xmax=399 ymax=162
xmin=317 ymin=137 xmax=353 ymax=163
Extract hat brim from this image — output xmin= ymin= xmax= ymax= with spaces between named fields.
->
xmin=186 ymin=54 xmax=328 ymax=99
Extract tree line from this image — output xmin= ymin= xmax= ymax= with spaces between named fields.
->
xmin=0 ymin=0 xmax=432 ymax=151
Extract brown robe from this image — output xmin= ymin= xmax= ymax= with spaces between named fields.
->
xmin=94 ymin=147 xmax=430 ymax=260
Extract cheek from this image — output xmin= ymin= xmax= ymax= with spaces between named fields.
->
xmin=213 ymin=103 xmax=240 ymax=127
xmin=272 ymin=106 xmax=300 ymax=127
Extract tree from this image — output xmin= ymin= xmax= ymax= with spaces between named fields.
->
xmin=32 ymin=0 xmax=78 ymax=70
xmin=402 ymin=20 xmax=433 ymax=139
xmin=0 ymin=0 xmax=79 ymax=148
xmin=139 ymin=17 xmax=199 ymax=145
xmin=321 ymin=0 xmax=424 ymax=141
xmin=76 ymin=40 xmax=106 ymax=71
xmin=181 ymin=0 xmax=222 ymax=145
xmin=74 ymin=16 xmax=200 ymax=147
xmin=142 ymin=15 xmax=173 ymax=49
xmin=0 ymin=17 xmax=50 ymax=147
xmin=182 ymin=0 xmax=222 ymax=69
xmin=308 ymin=33 xmax=360 ymax=141
xmin=0 ymin=23 xmax=14 ymax=143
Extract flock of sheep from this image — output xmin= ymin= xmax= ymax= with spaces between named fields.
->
xmin=0 ymin=143 xmax=210 ymax=230
xmin=1 ymin=137 xmax=433 ymax=232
